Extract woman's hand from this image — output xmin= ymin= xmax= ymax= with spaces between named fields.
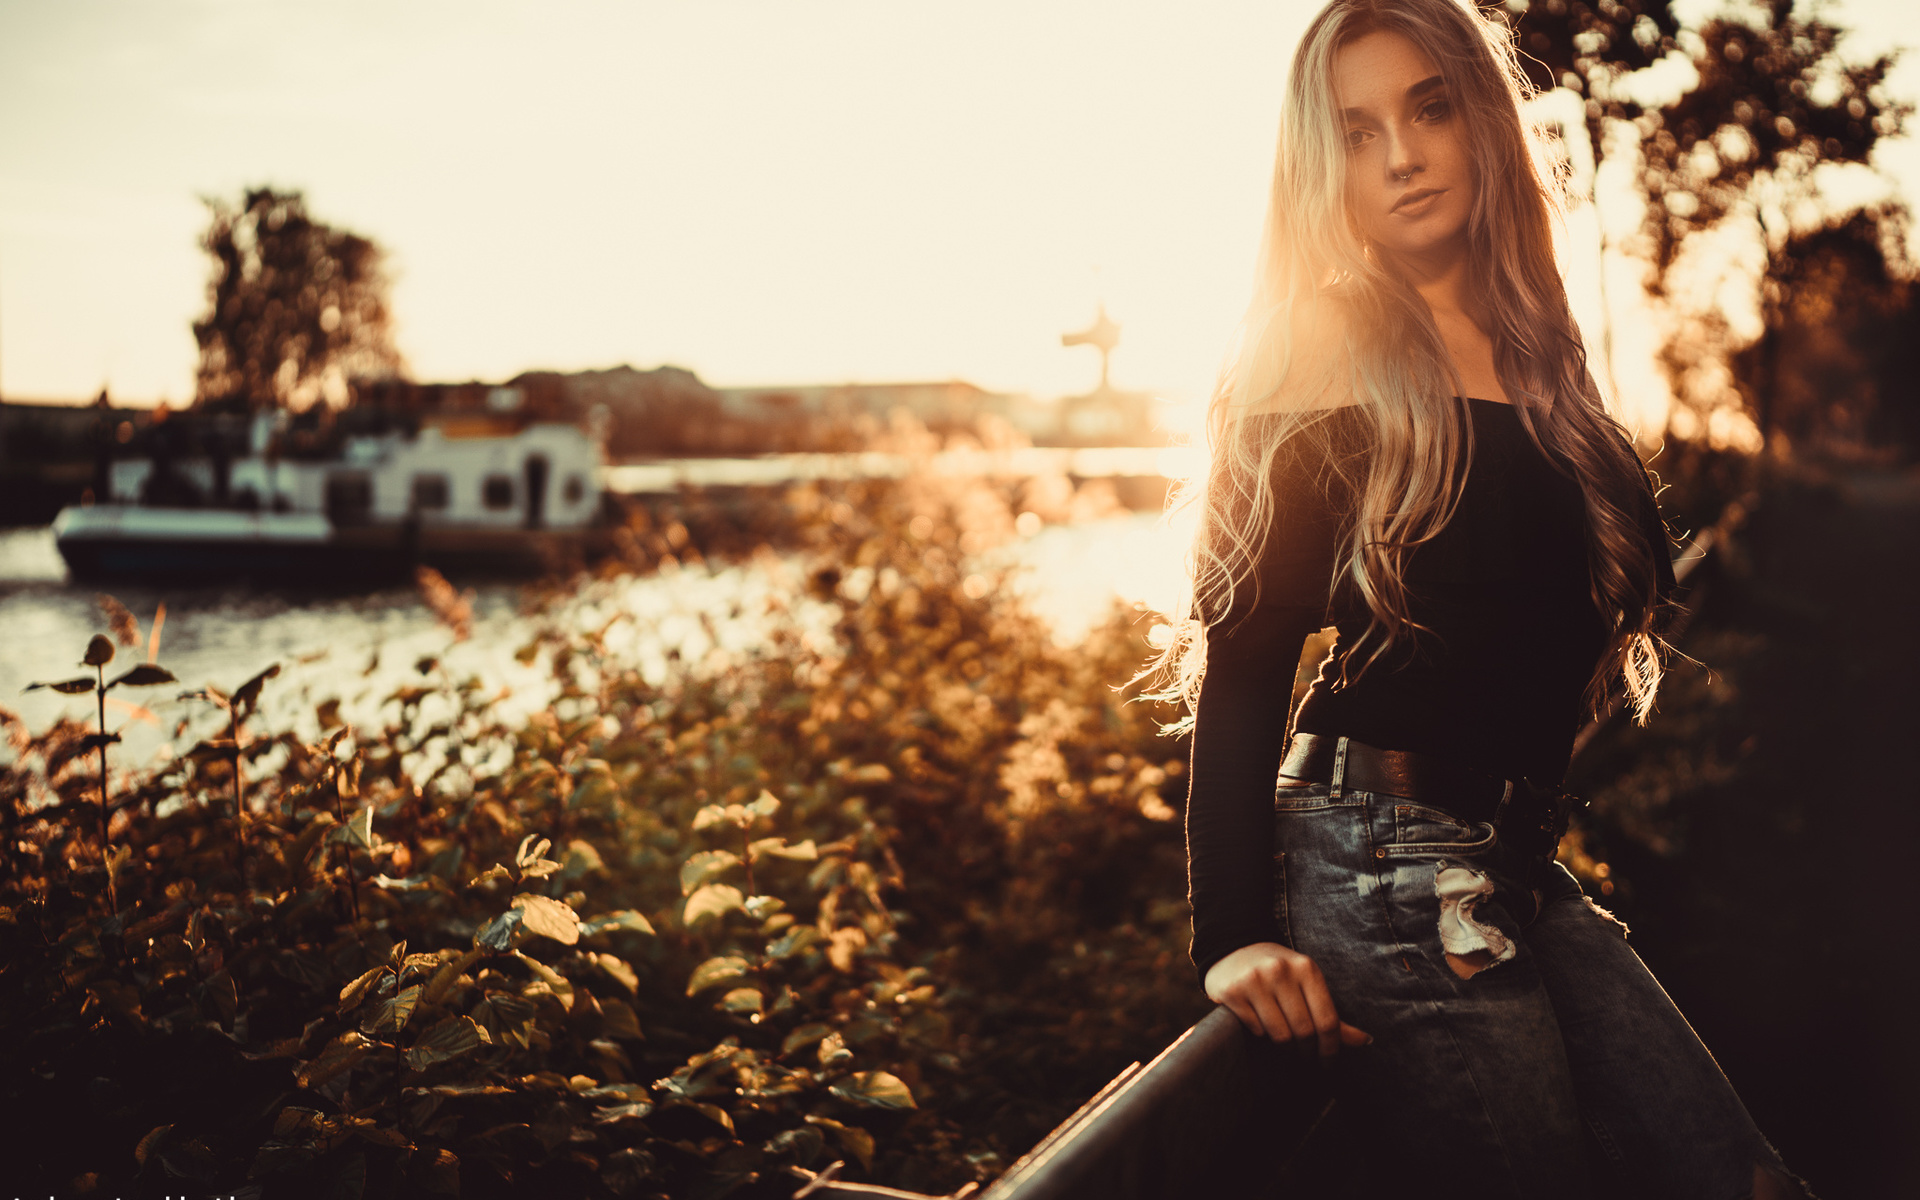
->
xmin=1205 ymin=941 xmax=1372 ymax=1058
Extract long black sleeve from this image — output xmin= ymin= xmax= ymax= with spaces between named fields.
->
xmin=1185 ymin=603 xmax=1323 ymax=983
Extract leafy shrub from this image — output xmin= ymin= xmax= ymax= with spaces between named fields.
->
xmin=0 ymin=437 xmax=1204 ymax=1198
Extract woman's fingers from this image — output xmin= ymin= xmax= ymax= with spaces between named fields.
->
xmin=1220 ymin=995 xmax=1264 ymax=1038
xmin=1205 ymin=943 xmax=1372 ymax=1054
xmin=1246 ymin=988 xmax=1293 ymax=1044
xmin=1270 ymin=983 xmax=1321 ymax=1054
xmin=1299 ymin=969 xmax=1344 ymax=1058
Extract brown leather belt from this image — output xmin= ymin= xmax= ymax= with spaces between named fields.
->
xmin=1278 ymin=732 xmax=1582 ymax=861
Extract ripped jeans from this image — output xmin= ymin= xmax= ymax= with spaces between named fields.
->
xmin=1273 ymin=777 xmax=1802 ymax=1198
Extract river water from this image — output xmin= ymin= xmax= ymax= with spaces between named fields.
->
xmin=0 ymin=513 xmax=1190 ymax=766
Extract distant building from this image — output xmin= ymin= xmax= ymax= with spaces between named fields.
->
xmin=356 ymin=367 xmax=1060 ymax=458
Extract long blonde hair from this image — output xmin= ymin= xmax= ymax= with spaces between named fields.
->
xmin=1144 ymin=0 xmax=1667 ymax=730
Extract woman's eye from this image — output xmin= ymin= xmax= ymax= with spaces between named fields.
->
xmin=1420 ymin=98 xmax=1451 ymax=121
xmin=1345 ymin=128 xmax=1371 ymax=149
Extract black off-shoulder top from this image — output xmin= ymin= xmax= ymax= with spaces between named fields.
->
xmin=1184 ymin=399 xmax=1674 ymax=980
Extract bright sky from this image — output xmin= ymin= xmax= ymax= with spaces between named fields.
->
xmin=1 ymin=0 xmax=1913 ymax=413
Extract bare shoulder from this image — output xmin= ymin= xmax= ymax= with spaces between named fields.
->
xmin=1245 ymin=293 xmax=1357 ymax=417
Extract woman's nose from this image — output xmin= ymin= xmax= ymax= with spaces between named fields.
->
xmin=1385 ymin=130 xmax=1423 ymax=180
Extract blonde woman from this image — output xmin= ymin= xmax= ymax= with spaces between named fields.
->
xmin=1158 ymin=1 xmax=1807 ymax=1195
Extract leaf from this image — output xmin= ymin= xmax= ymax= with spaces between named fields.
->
xmin=134 ymin=1123 xmax=173 ymax=1166
xmin=515 ymin=834 xmax=551 ymax=868
xmin=593 ymin=952 xmax=638 ymax=993
xmin=511 ymin=894 xmax=581 ymax=945
xmin=805 ymin=1115 xmax=875 ymax=1171
xmin=111 ymin=663 xmax=177 ymax=688
xmin=81 ymin=980 xmax=142 ymax=1026
xmin=79 ymin=732 xmax=122 ymax=752
xmin=766 ymin=925 xmax=821 ymax=960
xmin=749 ymin=837 xmax=819 ymax=862
xmin=685 ymin=955 xmax=750 ymax=996
xmin=683 ymin=883 xmax=744 ymax=926
xmin=593 ymin=1101 xmax=654 ymax=1125
xmin=296 ymin=1031 xmax=372 ymax=1089
xmin=467 ymin=864 xmax=513 ymax=889
xmin=580 ymin=909 xmax=655 ymax=938
xmin=562 ymin=839 xmax=604 ymax=878
xmin=413 ymin=1147 xmax=459 ymax=1196
xmin=690 ymin=1103 xmax=734 ymax=1133
xmin=360 ymin=984 xmax=423 ymax=1034
xmin=679 ymin=850 xmax=739 ymax=895
xmin=816 ymin=1031 xmax=850 ymax=1066
xmin=105 ymin=844 xmax=134 ymax=892
xmin=406 ymin=1016 xmax=486 ymax=1070
xmin=691 ymin=804 xmax=734 ymax=831
xmin=232 ymin=663 xmax=280 ymax=711
xmin=98 ymin=594 xmax=141 ymax=647
xmin=782 ymin=1023 xmax=834 ymax=1055
xmin=337 ymin=967 xmax=387 ymax=1016
xmin=511 ymin=949 xmax=575 ymax=1010
xmin=83 ymin=634 xmax=115 ymax=666
xmin=424 ymin=948 xmax=485 ymax=1005
xmin=332 ymin=805 xmax=375 ymax=849
xmin=718 ymin=987 xmax=763 ymax=1015
xmin=286 ymin=813 xmax=338 ymax=879
xmin=745 ymin=789 xmax=782 ymax=821
xmin=830 ymin=1070 xmax=916 ymax=1110
xmin=372 ymin=874 xmax=433 ymax=891
xmin=600 ymin=998 xmax=643 ymax=1040
xmin=474 ymin=908 xmax=524 ymax=951
xmin=26 ymin=676 xmax=96 ymax=695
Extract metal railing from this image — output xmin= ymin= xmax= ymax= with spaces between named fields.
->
xmin=790 ymin=517 xmax=1735 ymax=1200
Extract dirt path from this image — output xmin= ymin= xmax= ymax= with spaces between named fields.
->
xmin=1570 ymin=469 xmax=1920 ymax=1199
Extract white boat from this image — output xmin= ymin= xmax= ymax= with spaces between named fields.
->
xmin=53 ymin=411 xmax=601 ymax=582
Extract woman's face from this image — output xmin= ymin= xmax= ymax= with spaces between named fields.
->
xmin=1332 ymin=30 xmax=1475 ymax=266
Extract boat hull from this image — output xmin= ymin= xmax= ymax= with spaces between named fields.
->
xmin=52 ymin=506 xmax=585 ymax=584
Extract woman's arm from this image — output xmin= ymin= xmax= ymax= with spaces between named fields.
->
xmin=1185 ymin=604 xmax=1318 ymax=978
xmin=1187 ymin=604 xmax=1371 ymax=1057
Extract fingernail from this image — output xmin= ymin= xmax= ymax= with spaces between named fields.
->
xmin=1362 ymin=1034 xmax=1375 ymax=1045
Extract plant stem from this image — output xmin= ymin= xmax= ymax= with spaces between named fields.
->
xmin=96 ymin=665 xmax=114 ymax=914
xmin=230 ymin=707 xmax=246 ymax=882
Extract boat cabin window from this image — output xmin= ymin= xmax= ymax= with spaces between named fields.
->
xmin=412 ymin=473 xmax=450 ymax=511
xmin=563 ymin=474 xmax=585 ymax=505
xmin=326 ymin=472 xmax=374 ymax=527
xmin=482 ymin=474 xmax=516 ymax=510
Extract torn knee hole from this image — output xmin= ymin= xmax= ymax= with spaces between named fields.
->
xmin=1584 ymin=893 xmax=1630 ymax=936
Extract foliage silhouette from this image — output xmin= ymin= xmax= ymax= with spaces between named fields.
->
xmin=193 ymin=187 xmax=403 ymax=413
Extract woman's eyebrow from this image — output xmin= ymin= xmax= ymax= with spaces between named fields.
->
xmin=1341 ymin=74 xmax=1447 ymax=122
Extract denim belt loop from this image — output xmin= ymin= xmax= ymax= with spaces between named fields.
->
xmin=1330 ymin=735 xmax=1349 ymax=803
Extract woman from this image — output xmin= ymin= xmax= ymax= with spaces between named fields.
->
xmin=1151 ymin=1 xmax=1807 ymax=1195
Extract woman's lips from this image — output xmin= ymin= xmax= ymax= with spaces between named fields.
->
xmin=1392 ymin=187 xmax=1446 ymax=216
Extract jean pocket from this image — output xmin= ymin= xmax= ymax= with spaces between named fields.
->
xmin=1273 ymin=779 xmax=1334 ymax=811
xmin=1383 ymin=801 xmax=1498 ymax=857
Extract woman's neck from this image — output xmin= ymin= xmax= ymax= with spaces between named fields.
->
xmin=1392 ymin=239 xmax=1481 ymax=329
xmin=1385 ymin=238 xmax=1511 ymax=404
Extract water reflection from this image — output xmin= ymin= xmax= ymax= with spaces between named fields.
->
xmin=0 ymin=513 xmax=1189 ymax=766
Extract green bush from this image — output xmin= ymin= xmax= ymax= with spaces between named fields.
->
xmin=0 ymin=448 xmax=1204 ymax=1198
